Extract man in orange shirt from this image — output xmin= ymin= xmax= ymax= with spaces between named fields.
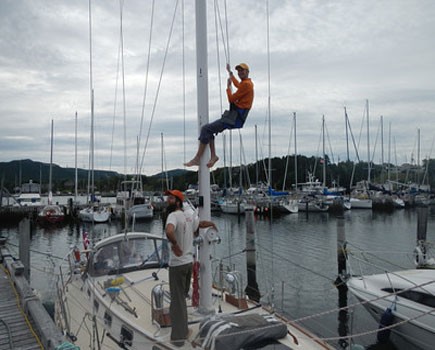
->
xmin=184 ymin=63 xmax=254 ymax=168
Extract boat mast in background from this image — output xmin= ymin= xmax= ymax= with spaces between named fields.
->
xmin=75 ymin=111 xmax=78 ymax=203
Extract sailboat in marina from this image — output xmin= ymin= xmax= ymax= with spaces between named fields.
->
xmin=78 ymin=0 xmax=110 ymax=224
xmin=113 ymin=177 xmax=154 ymax=221
xmin=348 ymin=101 xmax=373 ymax=209
xmin=38 ymin=119 xmax=65 ymax=224
xmin=55 ymin=2 xmax=333 ymax=349
xmin=78 ymin=89 xmax=111 ymax=224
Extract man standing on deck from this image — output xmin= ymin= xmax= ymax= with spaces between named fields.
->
xmin=164 ymin=189 xmax=216 ymax=346
xmin=184 ymin=62 xmax=254 ymax=168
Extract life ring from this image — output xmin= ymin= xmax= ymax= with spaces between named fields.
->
xmin=413 ymin=246 xmax=425 ymax=266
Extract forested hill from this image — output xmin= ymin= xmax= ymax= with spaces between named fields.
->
xmin=1 ymin=157 xmax=434 ymax=194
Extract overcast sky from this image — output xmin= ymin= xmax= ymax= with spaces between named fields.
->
xmin=1 ymin=0 xmax=434 ymax=178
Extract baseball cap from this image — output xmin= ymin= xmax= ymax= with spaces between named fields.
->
xmin=235 ymin=63 xmax=249 ymax=71
xmin=165 ymin=189 xmax=184 ymax=202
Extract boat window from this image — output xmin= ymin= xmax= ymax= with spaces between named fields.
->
xmin=382 ymin=288 xmax=435 ymax=308
xmin=89 ymin=237 xmax=168 ymax=276
xmin=93 ymin=300 xmax=99 ymax=312
xmin=104 ymin=311 xmax=112 ymax=327
xmin=120 ymin=326 xmax=133 ymax=347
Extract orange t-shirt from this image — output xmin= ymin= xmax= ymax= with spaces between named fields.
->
xmin=226 ymin=76 xmax=254 ymax=110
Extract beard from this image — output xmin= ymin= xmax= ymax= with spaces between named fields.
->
xmin=166 ymin=203 xmax=178 ymax=214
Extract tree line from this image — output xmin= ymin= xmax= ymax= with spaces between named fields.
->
xmin=1 ymin=157 xmax=433 ymax=195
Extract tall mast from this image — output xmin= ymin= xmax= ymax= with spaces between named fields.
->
xmin=195 ymin=0 xmax=213 ymax=313
xmin=344 ymin=107 xmax=349 ymax=162
xmin=366 ymin=99 xmax=371 ymax=183
xmin=49 ymin=119 xmax=54 ymax=204
xmin=75 ymin=112 xmax=78 ymax=203
xmin=255 ymin=125 xmax=258 ymax=186
xmin=322 ymin=115 xmax=326 ymax=188
xmin=380 ymin=115 xmax=384 ymax=184
xmin=266 ymin=0 xmax=272 ymax=189
xmin=294 ymin=112 xmax=297 ymax=190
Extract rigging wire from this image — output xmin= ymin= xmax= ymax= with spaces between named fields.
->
xmin=213 ymin=0 xmax=226 ymax=171
xmin=137 ymin=0 xmax=155 ymax=169
xmin=182 ymin=0 xmax=186 ymax=165
xmin=109 ymin=37 xmax=121 ymax=171
xmin=282 ymin=115 xmax=294 ymax=191
xmin=119 ymin=0 xmax=127 ymax=177
xmin=139 ymin=0 xmax=180 ymax=176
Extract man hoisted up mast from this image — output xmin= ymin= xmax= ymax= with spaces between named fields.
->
xmin=184 ymin=62 xmax=254 ymax=168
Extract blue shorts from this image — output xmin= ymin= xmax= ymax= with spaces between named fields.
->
xmin=198 ymin=110 xmax=247 ymax=144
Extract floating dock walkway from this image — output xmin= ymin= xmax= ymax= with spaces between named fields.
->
xmin=0 ymin=234 xmax=75 ymax=350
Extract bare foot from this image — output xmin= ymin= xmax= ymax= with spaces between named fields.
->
xmin=184 ymin=157 xmax=200 ymax=167
xmin=207 ymin=156 xmax=219 ymax=168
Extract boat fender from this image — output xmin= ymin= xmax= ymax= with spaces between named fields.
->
xmin=73 ymin=246 xmax=81 ymax=263
xmin=111 ymin=276 xmax=125 ymax=286
xmin=377 ymin=307 xmax=394 ymax=343
xmin=413 ymin=246 xmax=425 ymax=267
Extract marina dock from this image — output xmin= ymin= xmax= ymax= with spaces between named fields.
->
xmin=0 ymin=234 xmax=72 ymax=350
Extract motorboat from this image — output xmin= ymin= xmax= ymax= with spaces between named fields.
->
xmin=347 ymin=269 xmax=435 ymax=350
xmin=13 ymin=180 xmax=42 ymax=207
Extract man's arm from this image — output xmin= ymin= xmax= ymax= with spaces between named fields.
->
xmin=199 ymin=220 xmax=218 ymax=231
xmin=166 ymin=223 xmax=182 ymax=256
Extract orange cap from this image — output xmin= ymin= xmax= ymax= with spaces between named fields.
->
xmin=165 ymin=189 xmax=184 ymax=202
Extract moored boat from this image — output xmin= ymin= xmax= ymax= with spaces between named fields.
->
xmin=38 ymin=204 xmax=64 ymax=223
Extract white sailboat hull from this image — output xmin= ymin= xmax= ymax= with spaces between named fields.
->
xmin=349 ymin=197 xmax=373 ymax=209
xmin=56 ymin=232 xmax=333 ymax=350
xmin=79 ymin=206 xmax=111 ymax=223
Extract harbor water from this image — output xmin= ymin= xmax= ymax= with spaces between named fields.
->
xmin=1 ymin=199 xmax=435 ymax=349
